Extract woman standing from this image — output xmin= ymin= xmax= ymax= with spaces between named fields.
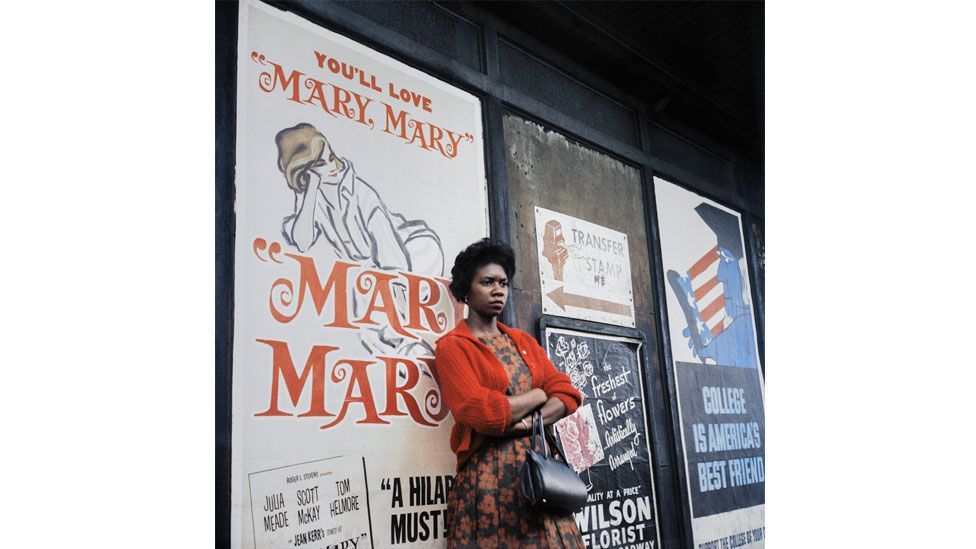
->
xmin=433 ymin=239 xmax=585 ymax=548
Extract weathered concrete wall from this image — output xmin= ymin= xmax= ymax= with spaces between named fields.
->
xmin=502 ymin=115 xmax=684 ymax=528
xmin=502 ymin=114 xmax=653 ymax=323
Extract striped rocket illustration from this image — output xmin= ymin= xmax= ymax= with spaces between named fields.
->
xmin=688 ymin=244 xmax=733 ymax=338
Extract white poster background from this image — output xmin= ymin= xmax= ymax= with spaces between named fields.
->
xmin=233 ymin=2 xmax=489 ymax=547
xmin=654 ymin=177 xmax=765 ymax=548
xmin=535 ymin=207 xmax=635 ymax=327
xmin=247 ymin=456 xmax=370 ymax=549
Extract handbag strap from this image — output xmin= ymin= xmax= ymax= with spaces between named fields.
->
xmin=544 ymin=426 xmax=568 ymax=462
xmin=529 ymin=411 xmax=568 ymax=462
xmin=530 ymin=411 xmax=545 ymax=456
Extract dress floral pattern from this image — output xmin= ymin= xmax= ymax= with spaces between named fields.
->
xmin=445 ymin=333 xmax=585 ymax=548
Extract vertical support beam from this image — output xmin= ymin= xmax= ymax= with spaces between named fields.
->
xmin=482 ymin=22 xmax=515 ymax=326
xmin=483 ymin=96 xmax=515 ymax=326
xmin=638 ymin=110 xmax=694 ymax=549
xmin=738 ymin=166 xmax=765 ymax=375
xmin=483 ymin=25 xmax=500 ymax=79
xmin=215 ymin=2 xmax=238 ymax=548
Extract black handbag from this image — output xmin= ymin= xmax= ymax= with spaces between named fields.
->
xmin=519 ymin=411 xmax=589 ymax=514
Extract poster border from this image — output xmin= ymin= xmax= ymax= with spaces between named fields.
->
xmin=742 ymin=211 xmax=765 ymax=372
xmin=649 ymin=172 xmax=766 ymax=544
xmin=228 ymin=1 xmax=491 ymax=547
xmin=538 ymin=315 xmax=664 ymax=549
xmin=216 ymin=2 xmax=239 ymax=548
xmin=637 ymin=162 xmax=697 ymax=546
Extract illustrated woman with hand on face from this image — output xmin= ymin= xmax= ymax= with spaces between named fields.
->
xmin=275 ymin=122 xmax=444 ymax=275
xmin=433 ymin=239 xmax=585 ymax=547
xmin=274 ymin=122 xmax=445 ymax=357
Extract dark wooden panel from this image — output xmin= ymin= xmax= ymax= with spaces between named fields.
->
xmin=498 ymin=39 xmax=640 ymax=147
xmin=333 ymin=0 xmax=483 ymax=72
xmin=739 ymin=165 xmax=765 ymax=211
xmin=646 ymin=123 xmax=738 ymax=200
xmin=215 ymin=3 xmax=238 ymax=548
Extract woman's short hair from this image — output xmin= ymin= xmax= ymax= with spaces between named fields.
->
xmin=275 ymin=123 xmax=330 ymax=192
xmin=449 ymin=239 xmax=516 ymax=302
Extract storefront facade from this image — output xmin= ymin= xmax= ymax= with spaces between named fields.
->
xmin=217 ymin=2 xmax=765 ymax=548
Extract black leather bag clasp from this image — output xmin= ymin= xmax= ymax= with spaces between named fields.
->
xmin=519 ymin=411 xmax=588 ymax=514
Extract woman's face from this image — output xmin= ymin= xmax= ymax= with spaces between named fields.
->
xmin=467 ymin=263 xmax=509 ymax=318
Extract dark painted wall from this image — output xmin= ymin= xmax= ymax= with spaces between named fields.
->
xmin=502 ymin=113 xmax=686 ymax=546
xmin=215 ymin=3 xmax=237 ymax=548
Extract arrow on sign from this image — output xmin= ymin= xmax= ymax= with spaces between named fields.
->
xmin=546 ymin=285 xmax=631 ymax=316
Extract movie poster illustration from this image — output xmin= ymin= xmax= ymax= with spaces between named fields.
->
xmin=653 ymin=177 xmax=765 ymax=548
xmin=544 ymin=327 xmax=661 ymax=549
xmin=232 ymin=1 xmax=489 ymax=547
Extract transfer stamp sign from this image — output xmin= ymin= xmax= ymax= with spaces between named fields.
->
xmin=232 ymin=1 xmax=489 ymax=547
xmin=545 ymin=327 xmax=661 ymax=549
xmin=654 ymin=178 xmax=766 ymax=548
xmin=535 ymin=207 xmax=635 ymax=328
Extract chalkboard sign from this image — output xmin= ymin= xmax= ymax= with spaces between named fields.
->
xmin=543 ymin=326 xmax=662 ymax=549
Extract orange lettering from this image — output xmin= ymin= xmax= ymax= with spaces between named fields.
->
xmin=417 ymin=357 xmax=450 ymax=421
xmin=259 ymin=61 xmax=304 ymax=103
xmin=379 ymin=356 xmax=436 ymax=426
xmin=270 ymin=256 xmax=355 ymax=328
xmin=350 ymin=90 xmax=373 ymax=126
xmin=443 ymin=128 xmax=465 ymax=159
xmin=254 ymin=340 xmax=337 ymax=417
xmin=407 ymin=119 xmax=430 ymax=150
xmin=435 ymin=277 xmax=465 ymax=329
xmin=354 ymin=270 xmax=413 ymax=339
xmin=304 ymin=78 xmax=336 ymax=118
xmin=332 ymin=85 xmax=354 ymax=119
xmin=382 ymin=102 xmax=408 ymax=138
xmin=427 ymin=124 xmax=447 ymax=157
xmin=402 ymin=272 xmax=446 ymax=334
xmin=320 ymin=359 xmax=388 ymax=428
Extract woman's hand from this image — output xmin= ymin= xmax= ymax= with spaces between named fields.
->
xmin=496 ymin=388 xmax=545 ymax=436
xmin=538 ymin=396 xmax=568 ymax=426
xmin=507 ymin=388 xmax=547 ymax=422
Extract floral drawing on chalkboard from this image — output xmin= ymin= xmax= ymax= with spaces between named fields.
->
xmin=553 ymin=336 xmax=595 ymax=397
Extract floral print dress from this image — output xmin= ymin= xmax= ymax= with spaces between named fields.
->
xmin=445 ymin=333 xmax=585 ymax=548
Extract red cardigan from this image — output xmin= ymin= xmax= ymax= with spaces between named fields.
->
xmin=432 ymin=320 xmax=582 ymax=469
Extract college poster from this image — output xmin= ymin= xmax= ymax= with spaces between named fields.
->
xmin=544 ymin=328 xmax=661 ymax=549
xmin=653 ymin=178 xmax=766 ymax=548
xmin=231 ymin=1 xmax=489 ymax=547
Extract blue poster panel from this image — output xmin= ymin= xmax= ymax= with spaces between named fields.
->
xmin=654 ymin=177 xmax=766 ymax=549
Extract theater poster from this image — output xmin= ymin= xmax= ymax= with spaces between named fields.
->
xmin=654 ymin=178 xmax=766 ymax=548
xmin=231 ymin=1 xmax=488 ymax=547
